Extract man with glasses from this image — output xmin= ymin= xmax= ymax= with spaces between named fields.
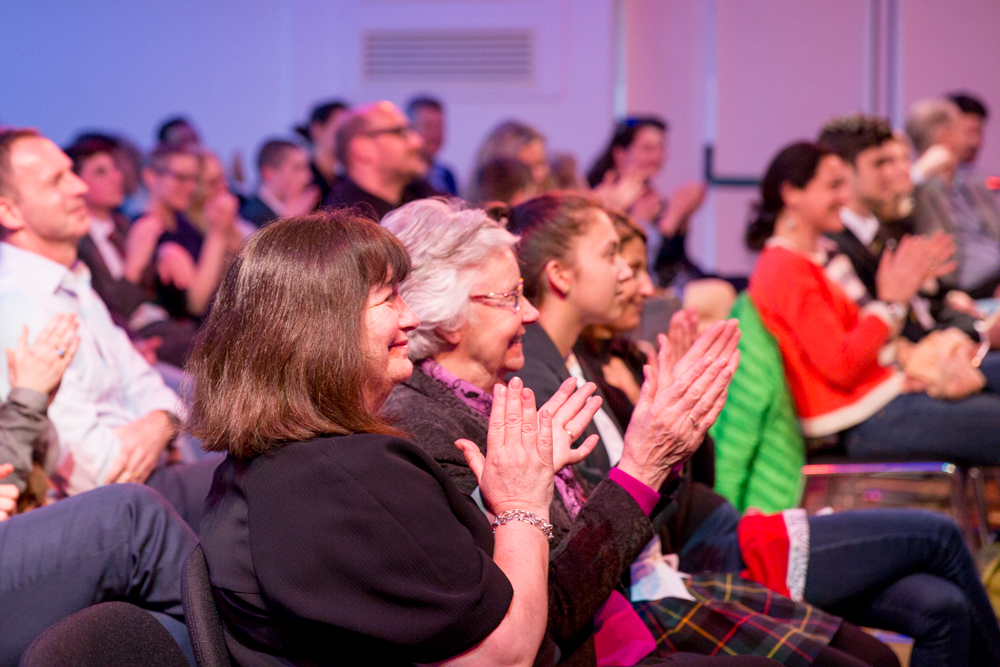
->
xmin=324 ymin=101 xmax=440 ymax=220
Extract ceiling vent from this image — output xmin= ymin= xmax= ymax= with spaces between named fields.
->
xmin=363 ymin=29 xmax=534 ymax=83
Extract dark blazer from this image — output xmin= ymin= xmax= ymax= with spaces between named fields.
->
xmin=199 ymin=434 xmax=514 ymax=667
xmin=826 ymin=226 xmax=979 ymax=342
xmin=515 ymin=323 xmax=614 ymax=484
xmin=383 ymin=365 xmax=654 ymax=667
xmin=77 ymin=232 xmax=150 ymax=327
xmin=238 ymin=195 xmax=278 ymax=228
xmin=323 ymin=176 xmax=442 ymax=221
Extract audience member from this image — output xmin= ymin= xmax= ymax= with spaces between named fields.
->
xmin=156 ymin=116 xmax=200 ymax=147
xmin=549 ymin=151 xmax=587 ymax=190
xmin=747 ymin=140 xmax=1000 ymax=467
xmin=817 ymin=114 xmax=983 ymax=344
xmin=407 ymin=95 xmax=458 ymax=195
xmin=513 ymin=191 xmax=999 ymax=667
xmin=588 ymin=116 xmax=708 ymax=289
xmin=470 ymin=119 xmax=554 ymax=202
xmin=907 ymin=97 xmax=1000 ymax=297
xmin=64 ymin=135 xmax=197 ymax=367
xmin=0 ymin=297 xmax=198 ymax=665
xmin=473 ymin=156 xmax=537 ymax=206
xmin=239 ymin=139 xmax=318 ymax=228
xmin=323 ymin=101 xmax=438 ymax=220
xmin=948 ymin=92 xmax=989 ymax=166
xmin=126 ymin=143 xmax=236 ymax=321
xmin=193 ymin=210 xmax=565 ymax=665
xmin=0 ymin=129 xmax=217 ymax=529
xmin=295 ymin=99 xmax=349 ymax=205
xmin=382 ymin=200 xmax=826 ymax=667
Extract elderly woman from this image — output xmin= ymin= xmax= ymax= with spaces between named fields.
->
xmin=382 ymin=199 xmax=780 ymax=667
xmin=192 ymin=211 xmax=577 ymax=666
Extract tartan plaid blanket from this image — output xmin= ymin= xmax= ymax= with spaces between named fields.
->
xmin=633 ymin=573 xmax=842 ymax=666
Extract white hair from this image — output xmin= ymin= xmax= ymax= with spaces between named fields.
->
xmin=382 ymin=198 xmax=518 ymax=360
xmin=905 ymin=98 xmax=960 ymax=155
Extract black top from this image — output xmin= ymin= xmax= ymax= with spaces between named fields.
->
xmin=238 ymin=195 xmax=278 ymax=229
xmin=309 ymin=161 xmax=337 ymax=206
xmin=199 ymin=433 xmax=513 ymax=667
xmin=323 ymin=176 xmax=441 ymax=222
xmin=156 ymin=213 xmax=204 ymax=320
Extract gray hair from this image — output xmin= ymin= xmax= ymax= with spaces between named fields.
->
xmin=905 ymin=98 xmax=959 ymax=155
xmin=382 ymin=198 xmax=519 ymax=360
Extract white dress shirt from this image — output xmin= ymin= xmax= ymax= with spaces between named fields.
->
xmin=87 ymin=215 xmax=125 ymax=280
xmin=0 ymin=242 xmax=182 ymax=495
xmin=839 ymin=207 xmax=880 ymax=247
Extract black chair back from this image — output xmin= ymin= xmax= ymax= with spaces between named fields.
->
xmin=181 ymin=544 xmax=232 ymax=667
xmin=19 ymin=601 xmax=189 ymax=667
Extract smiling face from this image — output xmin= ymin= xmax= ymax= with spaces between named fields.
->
xmin=78 ymin=152 xmax=125 ymax=213
xmin=0 ymin=136 xmax=91 ymax=255
xmin=783 ymin=154 xmax=851 ymax=235
xmin=613 ymin=235 xmax=655 ymax=332
xmin=563 ymin=210 xmax=634 ymax=326
xmin=848 ymin=143 xmax=895 ymax=215
xmin=146 ymin=152 xmax=200 ymax=213
xmin=363 ymin=280 xmax=421 ymax=411
xmin=454 ymin=249 xmax=540 ymax=382
xmin=614 ymin=125 xmax=666 ymax=181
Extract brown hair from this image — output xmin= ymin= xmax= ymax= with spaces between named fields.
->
xmin=0 ymin=128 xmax=41 ymax=199
xmin=185 ymin=209 xmax=411 ymax=457
xmin=606 ymin=209 xmax=646 ymax=249
xmin=507 ymin=191 xmax=604 ymax=305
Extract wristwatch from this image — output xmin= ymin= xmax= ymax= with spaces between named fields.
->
xmin=886 ymin=301 xmax=907 ymax=322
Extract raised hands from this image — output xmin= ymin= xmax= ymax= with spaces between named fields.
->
xmin=876 ymin=235 xmax=935 ymax=305
xmin=539 ymin=378 xmax=602 ymax=471
xmin=455 ymin=377 xmax=554 ymax=517
xmin=6 ymin=313 xmax=80 ymax=398
xmin=617 ymin=320 xmax=740 ymax=490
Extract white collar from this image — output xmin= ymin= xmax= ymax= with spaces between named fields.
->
xmin=764 ymin=235 xmax=834 ymax=266
xmin=0 ymin=241 xmax=80 ymax=297
xmin=839 ymin=207 xmax=880 ymax=247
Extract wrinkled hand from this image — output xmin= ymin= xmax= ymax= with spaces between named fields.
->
xmin=539 ymin=377 xmax=603 ymax=472
xmin=876 ymin=235 xmax=934 ymax=304
xmin=658 ymin=182 xmax=706 ymax=236
xmin=0 ymin=464 xmax=17 ymax=522
xmin=455 ymin=377 xmax=554 ymax=517
xmin=284 ymin=185 xmax=321 ymax=218
xmin=105 ymin=411 xmax=176 ymax=485
xmin=618 ymin=320 xmax=740 ymax=490
xmin=6 ymin=314 xmax=80 ymax=396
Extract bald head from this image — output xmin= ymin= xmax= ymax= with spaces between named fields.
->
xmin=906 ymin=98 xmax=961 ymax=155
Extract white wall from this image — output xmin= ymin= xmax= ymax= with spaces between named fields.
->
xmin=0 ymin=0 xmax=616 ymax=194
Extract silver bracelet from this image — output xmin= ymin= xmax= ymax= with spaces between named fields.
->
xmin=491 ymin=509 xmax=555 ymax=542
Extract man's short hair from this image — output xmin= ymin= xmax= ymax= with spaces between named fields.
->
xmin=156 ymin=117 xmax=195 ymax=144
xmin=474 ymin=157 xmax=532 ymax=204
xmin=0 ymin=127 xmax=41 ymax=199
xmin=905 ymin=99 xmax=959 ymax=155
xmin=948 ymin=92 xmax=989 ymax=120
xmin=256 ymin=139 xmax=301 ymax=174
xmin=145 ymin=142 xmax=200 ymax=174
xmin=406 ymin=96 xmax=443 ymax=121
xmin=295 ymin=100 xmax=350 ymax=143
xmin=818 ymin=114 xmax=894 ymax=166
xmin=334 ymin=112 xmax=371 ymax=170
xmin=64 ymin=135 xmax=119 ymax=174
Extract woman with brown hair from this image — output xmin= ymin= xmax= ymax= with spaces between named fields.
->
xmin=190 ymin=210 xmax=567 ymax=666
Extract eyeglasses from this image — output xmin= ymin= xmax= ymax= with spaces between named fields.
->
xmin=362 ymin=125 xmax=414 ymax=140
xmin=157 ymin=169 xmax=199 ymax=185
xmin=469 ymin=278 xmax=524 ymax=313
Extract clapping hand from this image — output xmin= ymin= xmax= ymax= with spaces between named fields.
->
xmin=6 ymin=313 xmax=80 ymax=399
xmin=617 ymin=320 xmax=740 ymax=490
xmin=539 ymin=377 xmax=603 ymax=472
xmin=455 ymin=377 xmax=554 ymax=517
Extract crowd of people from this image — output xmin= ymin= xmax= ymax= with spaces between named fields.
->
xmin=1 ymin=89 xmax=1000 ymax=667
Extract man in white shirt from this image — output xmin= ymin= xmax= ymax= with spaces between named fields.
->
xmin=0 ymin=128 xmax=194 ymax=499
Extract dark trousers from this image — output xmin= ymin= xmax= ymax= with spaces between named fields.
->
xmin=146 ymin=454 xmax=224 ymax=535
xmin=0 ymin=484 xmax=199 ymax=666
xmin=680 ymin=504 xmax=1000 ymax=667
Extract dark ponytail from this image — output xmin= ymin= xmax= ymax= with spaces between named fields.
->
xmin=745 ymin=141 xmax=836 ymax=251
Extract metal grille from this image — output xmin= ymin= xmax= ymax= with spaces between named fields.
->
xmin=363 ymin=29 xmax=534 ymax=82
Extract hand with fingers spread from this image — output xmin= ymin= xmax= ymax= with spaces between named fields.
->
xmin=455 ymin=376 xmax=555 ymax=517
xmin=6 ymin=313 xmax=81 ymax=398
xmin=0 ymin=464 xmax=17 ymax=522
xmin=617 ymin=319 xmax=741 ymax=490
xmin=538 ymin=377 xmax=603 ymax=472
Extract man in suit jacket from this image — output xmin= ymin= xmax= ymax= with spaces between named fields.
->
xmin=239 ymin=139 xmax=318 ymax=228
xmin=819 ymin=114 xmax=981 ymax=343
xmin=907 ymin=97 xmax=1000 ymax=297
